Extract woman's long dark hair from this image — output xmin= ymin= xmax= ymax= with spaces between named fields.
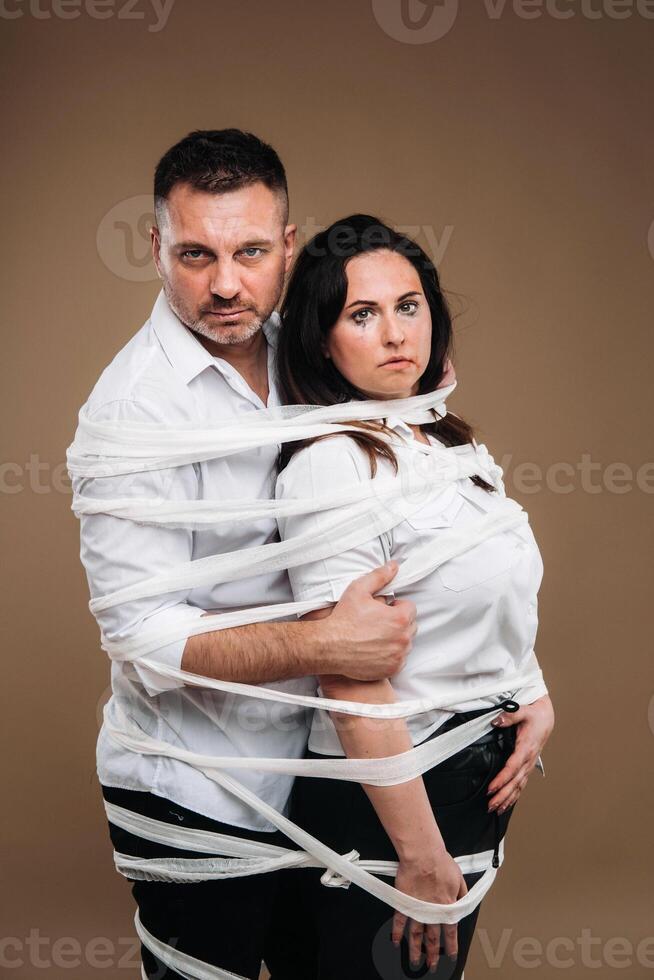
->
xmin=276 ymin=214 xmax=494 ymax=492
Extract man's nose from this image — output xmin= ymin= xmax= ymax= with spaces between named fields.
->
xmin=209 ymin=260 xmax=240 ymax=300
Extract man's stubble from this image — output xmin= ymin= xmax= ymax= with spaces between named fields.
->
xmin=162 ymin=270 xmax=284 ymax=347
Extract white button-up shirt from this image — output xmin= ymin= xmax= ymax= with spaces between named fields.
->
xmin=275 ymin=424 xmax=549 ymax=756
xmin=73 ymin=290 xmax=314 ymax=831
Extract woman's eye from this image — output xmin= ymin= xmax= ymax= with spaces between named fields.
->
xmin=399 ymin=301 xmax=418 ymax=315
xmin=352 ymin=308 xmax=372 ymax=324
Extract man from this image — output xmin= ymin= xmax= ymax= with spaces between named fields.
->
xmin=73 ymin=129 xmax=553 ymax=978
xmin=73 ymin=129 xmax=417 ymax=979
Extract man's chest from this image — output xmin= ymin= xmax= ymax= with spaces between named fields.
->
xmin=191 ymin=443 xmax=280 ymax=560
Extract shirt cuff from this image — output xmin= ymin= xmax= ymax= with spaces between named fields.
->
xmin=129 ymin=604 xmax=208 ymax=697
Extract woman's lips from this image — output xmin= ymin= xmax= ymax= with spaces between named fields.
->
xmin=380 ymin=358 xmax=413 ymax=369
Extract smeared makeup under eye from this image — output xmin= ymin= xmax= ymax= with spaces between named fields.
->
xmin=351 ymin=307 xmax=375 ymax=325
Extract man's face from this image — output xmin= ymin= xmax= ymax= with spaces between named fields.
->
xmin=152 ymin=181 xmax=296 ymax=346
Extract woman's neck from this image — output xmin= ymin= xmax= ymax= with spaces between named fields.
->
xmin=408 ymin=424 xmax=430 ymax=445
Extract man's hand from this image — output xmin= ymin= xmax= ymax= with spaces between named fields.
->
xmin=309 ymin=561 xmax=417 ymax=682
xmin=486 ymin=694 xmax=555 ymax=813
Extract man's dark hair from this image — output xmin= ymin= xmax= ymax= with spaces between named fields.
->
xmin=154 ymin=129 xmax=288 ymax=222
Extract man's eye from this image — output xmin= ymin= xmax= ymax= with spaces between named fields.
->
xmin=241 ymin=247 xmax=264 ymax=258
xmin=182 ymin=249 xmax=206 ymax=260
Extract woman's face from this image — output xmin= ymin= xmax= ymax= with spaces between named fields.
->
xmin=325 ymin=249 xmax=433 ymax=400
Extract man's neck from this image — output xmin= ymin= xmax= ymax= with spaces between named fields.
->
xmin=197 ymin=328 xmax=270 ymax=405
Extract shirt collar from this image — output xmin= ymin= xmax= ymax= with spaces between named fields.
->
xmin=384 ymin=410 xmax=440 ymax=439
xmin=261 ymin=310 xmax=280 ymax=349
xmin=150 ymin=289 xmax=281 ymax=386
xmin=384 ymin=415 xmax=415 ymax=439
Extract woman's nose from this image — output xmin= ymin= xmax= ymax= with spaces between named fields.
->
xmin=381 ymin=315 xmax=406 ymax=346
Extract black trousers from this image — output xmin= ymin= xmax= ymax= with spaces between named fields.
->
xmin=267 ymin=707 xmax=519 ymax=980
xmin=102 ymin=784 xmax=313 ymax=979
xmin=102 ymin=707 xmax=516 ymax=980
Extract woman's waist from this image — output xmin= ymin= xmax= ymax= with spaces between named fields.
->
xmin=344 ymin=654 xmax=531 ymax=705
xmin=306 ymin=702 xmax=512 ymax=760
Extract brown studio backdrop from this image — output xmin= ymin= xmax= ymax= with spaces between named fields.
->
xmin=1 ymin=2 xmax=652 ymax=977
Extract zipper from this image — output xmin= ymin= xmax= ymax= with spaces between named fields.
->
xmin=489 ymin=698 xmax=517 ymax=868
xmin=492 ymin=809 xmax=501 ymax=867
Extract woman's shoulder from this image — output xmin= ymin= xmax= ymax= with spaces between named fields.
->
xmin=430 ymin=434 xmax=506 ymax=497
xmin=275 ymin=434 xmax=376 ymax=499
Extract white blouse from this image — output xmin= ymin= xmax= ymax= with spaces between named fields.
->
xmin=275 ymin=417 xmax=549 ymax=756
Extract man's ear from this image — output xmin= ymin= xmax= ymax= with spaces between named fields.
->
xmin=151 ymin=225 xmax=163 ymax=279
xmin=283 ymin=223 xmax=297 ymax=273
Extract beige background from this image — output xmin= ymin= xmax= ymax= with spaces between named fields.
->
xmin=2 ymin=2 xmax=653 ymax=977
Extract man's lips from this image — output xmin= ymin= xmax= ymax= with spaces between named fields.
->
xmin=204 ymin=309 xmax=248 ymax=319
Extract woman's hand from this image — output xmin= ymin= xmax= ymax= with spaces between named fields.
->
xmin=487 ymin=694 xmax=555 ymax=813
xmin=392 ymin=850 xmax=468 ymax=972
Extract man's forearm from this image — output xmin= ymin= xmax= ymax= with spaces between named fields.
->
xmin=181 ymin=616 xmax=334 ymax=684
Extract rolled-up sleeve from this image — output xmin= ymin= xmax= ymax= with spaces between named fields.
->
xmin=73 ymin=396 xmax=206 ymax=696
xmin=275 ymin=437 xmax=393 ymax=606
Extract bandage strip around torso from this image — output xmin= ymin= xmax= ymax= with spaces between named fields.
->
xmin=68 ymin=383 xmax=546 ymax=940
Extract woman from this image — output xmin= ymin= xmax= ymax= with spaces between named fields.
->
xmin=273 ymin=215 xmax=554 ymax=979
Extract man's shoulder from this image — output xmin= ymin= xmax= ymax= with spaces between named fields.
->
xmin=83 ymin=309 xmax=191 ymax=423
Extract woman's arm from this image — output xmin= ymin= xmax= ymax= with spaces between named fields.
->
xmin=279 ymin=437 xmax=465 ymax=969
xmin=304 ymin=606 xmax=468 ymax=971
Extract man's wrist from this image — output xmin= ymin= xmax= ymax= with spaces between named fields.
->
xmin=300 ymin=616 xmax=347 ymax=676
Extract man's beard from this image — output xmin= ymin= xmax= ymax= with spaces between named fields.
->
xmin=189 ymin=311 xmax=264 ymax=346
xmin=162 ymin=281 xmax=271 ymax=346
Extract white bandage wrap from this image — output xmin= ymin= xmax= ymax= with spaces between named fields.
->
xmin=69 ymin=382 xmax=545 ymax=969
xmin=134 ymin=909 xmax=249 ymax=979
